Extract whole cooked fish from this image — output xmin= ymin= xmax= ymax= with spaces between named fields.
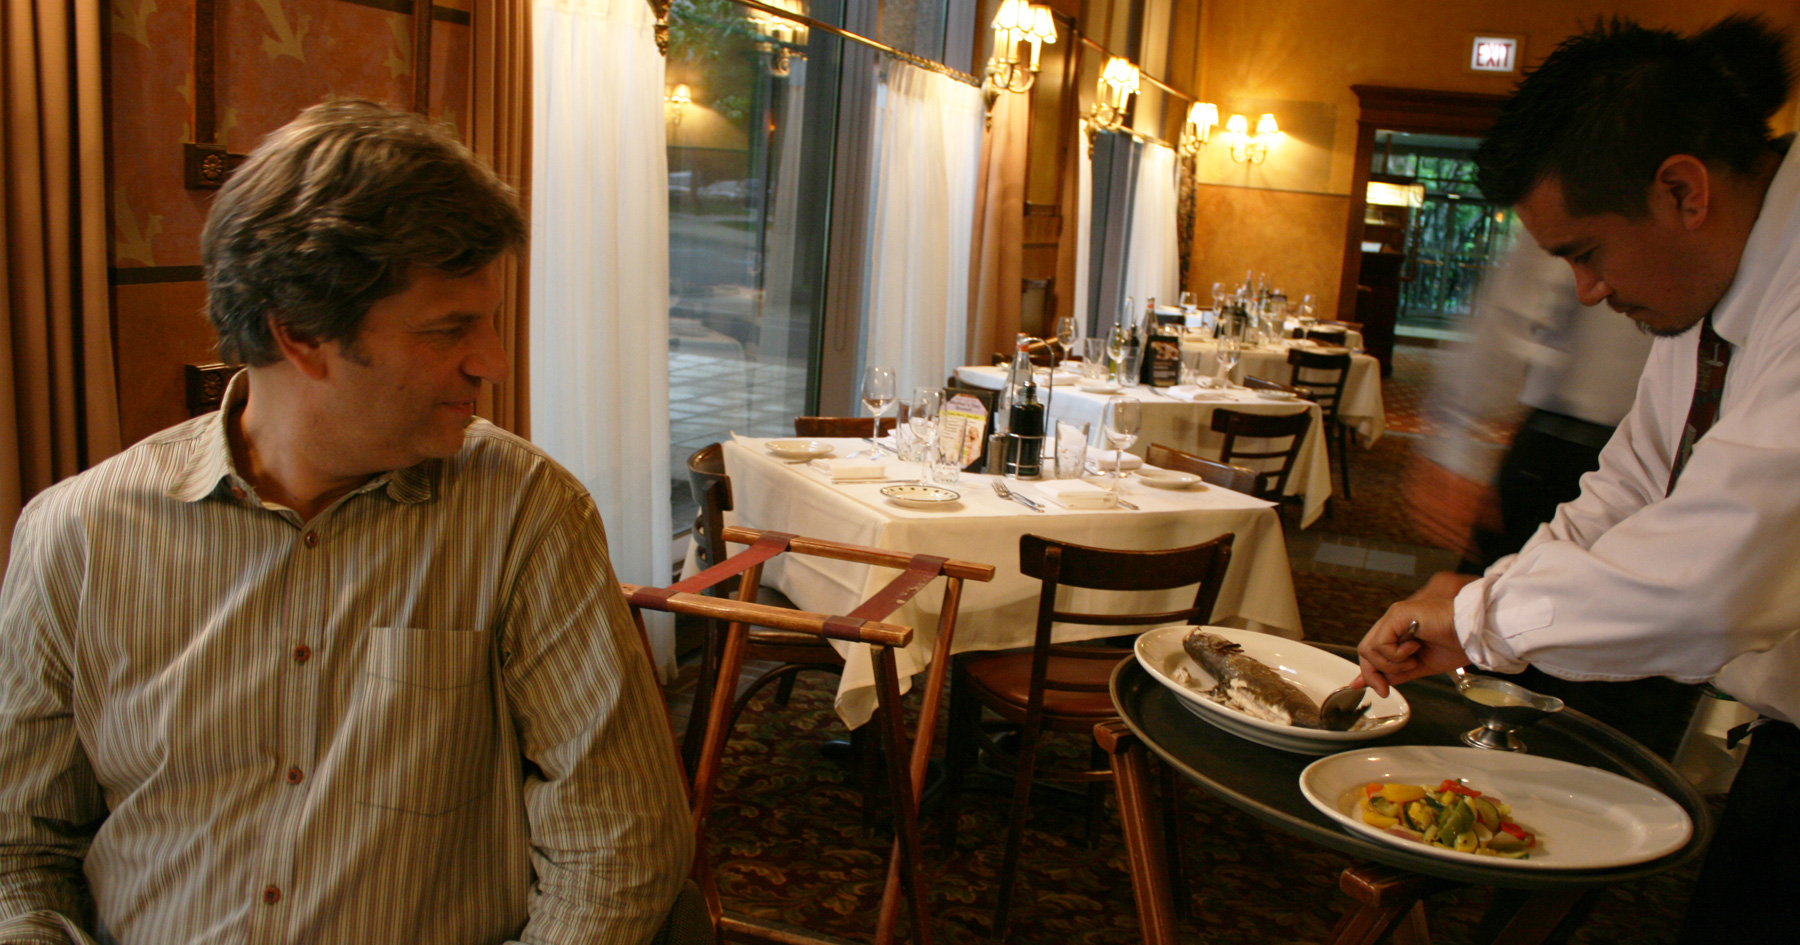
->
xmin=1182 ymin=629 xmax=1321 ymax=728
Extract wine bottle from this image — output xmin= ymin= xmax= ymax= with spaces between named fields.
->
xmin=1007 ymin=379 xmax=1044 ymax=478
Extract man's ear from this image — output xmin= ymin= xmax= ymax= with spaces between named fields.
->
xmin=268 ymin=316 xmax=331 ymax=380
xmin=1653 ymin=155 xmax=1712 ymax=231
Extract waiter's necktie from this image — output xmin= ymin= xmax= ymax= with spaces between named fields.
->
xmin=1665 ymin=314 xmax=1732 ymax=494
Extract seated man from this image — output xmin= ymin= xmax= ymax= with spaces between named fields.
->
xmin=0 ymin=100 xmax=692 ymax=944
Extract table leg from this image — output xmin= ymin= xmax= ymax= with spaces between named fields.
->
xmin=1094 ymin=720 xmax=1179 ymax=945
xmin=1330 ymin=864 xmax=1453 ymax=945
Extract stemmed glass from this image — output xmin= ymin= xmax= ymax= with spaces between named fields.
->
xmin=1217 ymin=318 xmax=1243 ymax=387
xmin=860 ymin=366 xmax=895 ymax=437
xmin=1053 ymin=316 xmax=1077 ymax=365
xmin=1103 ymin=399 xmax=1141 ymax=494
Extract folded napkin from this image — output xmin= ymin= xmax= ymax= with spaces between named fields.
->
xmin=1085 ymin=449 xmax=1143 ymax=472
xmin=819 ymin=458 xmax=888 ymax=481
xmin=1029 ymin=479 xmax=1116 ymax=510
xmin=1163 ymin=385 xmax=1229 ymax=403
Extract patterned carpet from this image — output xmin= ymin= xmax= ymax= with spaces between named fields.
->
xmin=678 ymin=347 xmax=1704 ymax=943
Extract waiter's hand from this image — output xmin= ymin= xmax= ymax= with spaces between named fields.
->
xmin=1352 ymin=599 xmax=1467 ymax=697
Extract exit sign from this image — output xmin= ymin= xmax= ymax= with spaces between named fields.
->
xmin=1471 ymin=35 xmax=1520 ymax=73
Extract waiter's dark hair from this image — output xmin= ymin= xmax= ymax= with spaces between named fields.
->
xmin=202 ymin=99 xmax=526 ymax=366
xmin=1475 ymin=15 xmax=1794 ymax=217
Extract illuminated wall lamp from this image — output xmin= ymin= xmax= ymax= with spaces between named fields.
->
xmin=665 ymin=83 xmax=692 ymax=128
xmin=1088 ymin=56 xmax=1139 ymax=135
xmin=983 ymin=0 xmax=1057 ymax=114
xmin=1180 ymin=101 xmax=1218 ymax=157
xmin=747 ymin=0 xmax=809 ymax=77
xmin=1226 ymin=112 xmax=1279 ymax=164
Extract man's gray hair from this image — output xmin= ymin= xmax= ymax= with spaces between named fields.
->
xmin=201 ymin=99 xmax=527 ymax=366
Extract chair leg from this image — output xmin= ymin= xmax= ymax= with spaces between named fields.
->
xmin=1157 ymin=759 xmax=1187 ymax=922
xmin=993 ymin=715 xmax=1045 ymax=940
xmin=1336 ymin=422 xmax=1353 ymax=499
xmin=774 ymin=672 xmax=798 ymax=707
xmin=679 ymin=618 xmax=723 ymax=776
xmin=1084 ymin=740 xmax=1108 ymax=848
xmin=856 ymin=723 xmax=882 ymax=834
xmin=939 ymin=661 xmax=978 ymax=847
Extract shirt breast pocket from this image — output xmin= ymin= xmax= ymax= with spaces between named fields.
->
xmin=352 ymin=626 xmax=498 ymax=817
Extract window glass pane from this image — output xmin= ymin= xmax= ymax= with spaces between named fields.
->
xmin=666 ymin=0 xmax=841 ymax=533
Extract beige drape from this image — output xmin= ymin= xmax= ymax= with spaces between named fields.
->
xmin=0 ymin=0 xmax=121 ymax=569
xmin=965 ymin=90 xmax=1029 ymax=362
xmin=470 ymin=0 xmax=533 ymax=437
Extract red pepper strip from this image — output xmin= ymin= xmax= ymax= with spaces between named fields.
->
xmin=1500 ymin=822 xmax=1534 ymax=845
xmin=1437 ymin=779 xmax=1482 ymax=797
xmin=1365 ymin=782 xmax=1384 ymax=797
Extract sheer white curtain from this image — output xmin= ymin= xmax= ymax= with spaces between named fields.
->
xmin=861 ymin=62 xmax=985 ymax=395
xmin=529 ymin=0 xmax=675 ymax=674
xmin=1122 ymin=142 xmax=1180 ymax=310
xmin=1072 ymin=121 xmax=1095 ymax=341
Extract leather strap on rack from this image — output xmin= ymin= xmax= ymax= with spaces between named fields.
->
xmin=819 ymin=553 xmax=949 ymax=640
xmin=628 ymin=531 xmax=797 ymax=609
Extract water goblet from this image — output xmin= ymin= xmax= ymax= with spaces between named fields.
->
xmin=1102 ymin=400 xmax=1141 ymax=493
xmin=860 ymin=366 xmax=895 ymax=435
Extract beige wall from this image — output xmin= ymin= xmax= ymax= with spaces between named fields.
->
xmin=1178 ymin=0 xmax=1800 ymax=313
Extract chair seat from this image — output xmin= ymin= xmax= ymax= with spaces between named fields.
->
xmin=962 ymin=650 xmax=1126 ymax=718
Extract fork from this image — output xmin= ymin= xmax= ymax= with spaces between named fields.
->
xmin=991 ymin=478 xmax=1043 ymax=512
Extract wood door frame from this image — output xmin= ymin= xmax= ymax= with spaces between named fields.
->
xmin=1334 ymin=86 xmax=1510 ymax=322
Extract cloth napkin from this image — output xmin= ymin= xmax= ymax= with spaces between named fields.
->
xmin=818 ymin=458 xmax=888 ymax=481
xmin=1085 ymin=449 xmax=1143 ymax=472
xmin=1029 ymin=479 xmax=1116 ymax=510
xmin=1164 ymin=385 xmax=1229 ymax=403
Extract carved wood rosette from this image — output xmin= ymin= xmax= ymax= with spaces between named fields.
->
xmin=647 ymin=0 xmax=672 ymax=55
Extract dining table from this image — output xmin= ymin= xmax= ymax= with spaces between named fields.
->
xmin=1101 ymin=653 xmax=1711 ymax=945
xmin=715 ymin=436 xmax=1305 ymax=728
xmin=1178 ymin=335 xmax=1387 ymax=443
xmin=953 ymin=365 xmax=1335 ymax=527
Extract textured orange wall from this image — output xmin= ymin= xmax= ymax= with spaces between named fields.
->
xmin=108 ymin=0 xmax=473 ymax=443
xmin=1182 ymin=0 xmax=1800 ymax=312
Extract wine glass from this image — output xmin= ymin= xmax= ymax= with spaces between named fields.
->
xmin=1106 ymin=323 xmax=1128 ymax=382
xmin=1217 ymin=318 xmax=1243 ymax=386
xmin=860 ymin=366 xmax=895 ymax=437
xmin=1103 ymin=399 xmax=1142 ymax=493
xmin=1053 ymin=316 xmax=1076 ymax=365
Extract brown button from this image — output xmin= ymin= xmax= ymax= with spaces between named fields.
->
xmin=263 ymin=885 xmax=281 ymax=904
xmin=293 ymin=645 xmax=311 ymax=664
xmin=229 ymin=486 xmax=246 ymax=500
xmin=286 ymin=766 xmax=303 ymax=784
xmin=302 ymin=532 xmax=319 ymax=548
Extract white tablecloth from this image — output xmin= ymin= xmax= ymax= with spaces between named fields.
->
xmin=717 ymin=437 xmax=1302 ymax=727
xmin=1178 ymin=338 xmax=1386 ymax=443
xmin=954 ymin=367 xmax=1333 ymax=527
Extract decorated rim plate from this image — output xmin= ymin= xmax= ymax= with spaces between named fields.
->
xmin=880 ymin=483 xmax=961 ymax=509
xmin=1299 ymin=745 xmax=1693 ymax=871
xmin=766 ymin=439 xmax=835 ymax=460
xmin=1133 ymin=626 xmax=1409 ymax=754
xmin=1254 ymin=390 xmax=1300 ymax=401
xmin=1135 ymin=467 xmax=1203 ymax=489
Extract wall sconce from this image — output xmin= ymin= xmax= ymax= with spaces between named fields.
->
xmin=982 ymin=0 xmax=1057 ymax=114
xmin=1179 ymin=101 xmax=1218 ymax=157
xmin=1087 ymin=56 xmax=1139 ymax=135
xmin=665 ymin=83 xmax=692 ymax=128
xmin=747 ymin=0 xmax=809 ymax=77
xmin=1226 ymin=112 xmax=1278 ymax=164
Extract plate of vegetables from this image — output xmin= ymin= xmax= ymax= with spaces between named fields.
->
xmin=1299 ymin=745 xmax=1693 ymax=870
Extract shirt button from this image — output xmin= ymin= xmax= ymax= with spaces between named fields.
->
xmin=302 ymin=532 xmax=319 ymax=548
xmin=286 ymin=767 xmax=303 ymax=784
xmin=263 ymin=885 xmax=281 ymax=904
xmin=293 ymin=645 xmax=311 ymax=664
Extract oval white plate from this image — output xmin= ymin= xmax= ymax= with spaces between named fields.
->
xmin=1299 ymin=745 xmax=1693 ymax=871
xmin=766 ymin=439 xmax=835 ymax=461
xmin=1136 ymin=467 xmax=1203 ymax=489
xmin=880 ymin=483 xmax=961 ymax=509
xmin=1255 ymin=390 xmax=1299 ymax=401
xmin=1133 ymin=626 xmax=1409 ymax=754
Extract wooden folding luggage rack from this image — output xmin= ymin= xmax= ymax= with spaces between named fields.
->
xmin=624 ymin=525 xmax=995 ymax=945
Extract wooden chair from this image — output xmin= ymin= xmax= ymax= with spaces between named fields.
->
xmin=1305 ymin=327 xmax=1350 ymax=346
xmin=941 ymin=533 xmax=1234 ymax=939
xmin=1144 ymin=443 xmax=1259 ymax=496
xmin=794 ymin=416 xmax=897 ymax=438
xmin=1242 ymin=374 xmax=1298 ymax=395
xmin=682 ymin=446 xmax=839 ymax=774
xmin=990 ymin=337 xmax=1058 ymax=367
xmin=1209 ymin=408 xmax=1312 ymax=501
xmin=1286 ymin=347 xmax=1353 ymax=499
xmin=625 ymin=527 xmax=995 ymax=945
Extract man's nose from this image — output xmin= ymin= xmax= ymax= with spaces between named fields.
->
xmin=1571 ymin=266 xmax=1611 ymax=307
xmin=464 ymin=320 xmax=511 ymax=386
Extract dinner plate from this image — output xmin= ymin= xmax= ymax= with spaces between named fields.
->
xmin=766 ymin=439 xmax=835 ymax=461
xmin=1135 ymin=467 xmax=1203 ymax=489
xmin=1133 ymin=626 xmax=1409 ymax=754
xmin=1254 ymin=390 xmax=1300 ymax=401
xmin=880 ymin=483 xmax=961 ymax=509
xmin=1299 ymin=745 xmax=1693 ymax=871
xmin=1077 ymin=378 xmax=1123 ymax=393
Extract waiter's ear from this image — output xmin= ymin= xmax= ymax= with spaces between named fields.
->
xmin=269 ymin=315 xmax=331 ymax=380
xmin=1652 ymin=155 xmax=1711 ymax=231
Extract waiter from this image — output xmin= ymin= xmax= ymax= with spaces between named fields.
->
xmin=1355 ymin=16 xmax=1799 ymax=943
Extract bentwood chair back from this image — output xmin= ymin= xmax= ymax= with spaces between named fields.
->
xmin=1286 ymin=347 xmax=1354 ymax=499
xmin=1208 ymin=408 xmax=1312 ymax=501
xmin=794 ymin=416 xmax=897 ymax=438
xmin=1144 ymin=443 xmax=1259 ymax=496
xmin=624 ymin=527 xmax=995 ymax=945
xmin=942 ymin=533 xmax=1234 ymax=939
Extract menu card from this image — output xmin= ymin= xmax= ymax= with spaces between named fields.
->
xmin=939 ymin=393 xmax=989 ymax=470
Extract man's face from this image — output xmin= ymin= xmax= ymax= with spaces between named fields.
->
xmin=1516 ymin=176 xmax=1718 ymax=337
xmin=319 ymin=261 xmax=508 ymax=473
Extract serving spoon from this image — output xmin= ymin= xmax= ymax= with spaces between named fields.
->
xmin=1317 ymin=619 xmax=1417 ymax=731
